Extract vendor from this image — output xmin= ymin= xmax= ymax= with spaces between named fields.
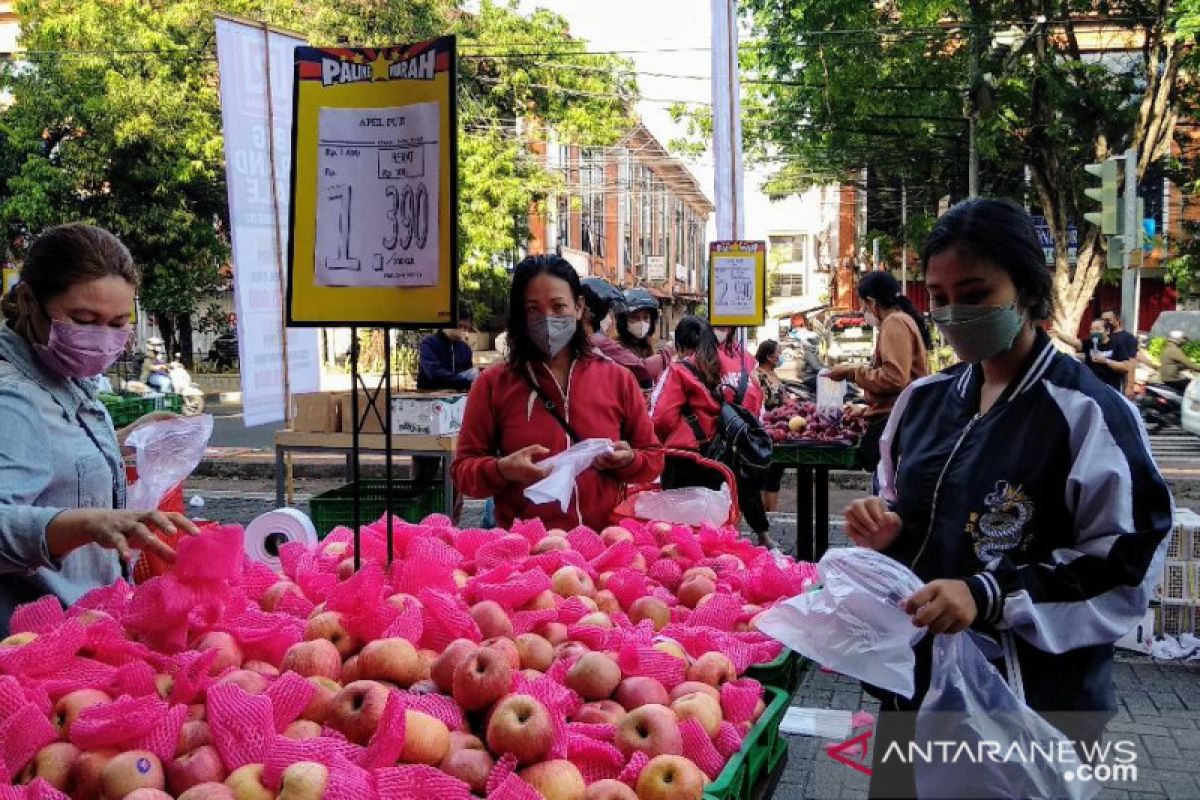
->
xmin=615 ymin=288 xmax=673 ymax=390
xmin=844 ymin=199 xmax=1171 ymax=794
xmin=0 ymin=223 xmax=196 ymax=636
xmin=453 ymin=255 xmax=663 ymax=531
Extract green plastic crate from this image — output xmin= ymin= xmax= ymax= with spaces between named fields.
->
xmin=308 ymin=479 xmax=445 ymax=537
xmin=772 ymin=443 xmax=860 ymax=469
xmin=704 ymin=685 xmax=790 ymax=800
xmin=746 ymin=648 xmax=810 ymax=696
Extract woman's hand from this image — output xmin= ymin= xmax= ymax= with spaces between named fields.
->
xmin=46 ymin=509 xmax=199 ymax=562
xmin=595 ymin=441 xmax=635 ymax=472
xmin=904 ymin=579 xmax=978 ymax=634
xmin=497 ymin=444 xmax=551 ymax=486
xmin=843 ymin=497 xmax=902 ymax=551
xmin=116 ymin=411 xmax=178 ymax=447
xmin=825 ymin=365 xmax=854 ymax=381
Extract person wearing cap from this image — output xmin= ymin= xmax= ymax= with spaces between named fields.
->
xmin=615 ymin=288 xmax=674 ymax=390
xmin=583 ymin=279 xmax=673 ymax=386
xmin=1159 ymin=330 xmax=1200 ymax=393
xmin=140 ymin=336 xmax=172 ymax=393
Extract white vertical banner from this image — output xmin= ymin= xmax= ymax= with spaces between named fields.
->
xmin=710 ymin=0 xmax=744 ymax=239
xmin=215 ymin=16 xmax=320 ymax=427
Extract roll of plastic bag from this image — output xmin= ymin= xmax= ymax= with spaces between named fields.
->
xmin=244 ymin=509 xmax=318 ymax=571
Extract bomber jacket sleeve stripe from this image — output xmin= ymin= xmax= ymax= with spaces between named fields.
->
xmin=982 ymin=380 xmax=1173 ymax=654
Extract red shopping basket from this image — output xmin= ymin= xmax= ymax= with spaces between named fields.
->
xmin=612 ymin=448 xmax=741 ymax=528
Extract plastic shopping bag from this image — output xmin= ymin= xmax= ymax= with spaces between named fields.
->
xmin=754 ymin=547 xmax=925 ymax=697
xmin=634 ymin=486 xmax=731 ymax=528
xmin=125 ymin=415 xmax=214 ymax=511
xmin=816 ymin=373 xmax=846 ymax=421
xmin=524 ymin=438 xmax=613 ymax=512
xmin=914 ymin=634 xmax=1098 ymax=800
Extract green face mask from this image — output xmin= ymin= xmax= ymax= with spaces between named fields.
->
xmin=930 ymin=303 xmax=1025 ymax=363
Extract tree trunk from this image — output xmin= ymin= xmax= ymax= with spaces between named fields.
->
xmin=155 ymin=313 xmax=176 ymax=357
xmin=177 ymin=314 xmax=194 ymax=368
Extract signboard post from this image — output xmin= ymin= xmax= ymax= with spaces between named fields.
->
xmin=646 ymin=255 xmax=667 ymax=282
xmin=1030 ymin=215 xmax=1078 ymax=267
xmin=708 ymin=241 xmax=767 ymax=327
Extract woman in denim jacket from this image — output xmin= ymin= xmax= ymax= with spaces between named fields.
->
xmin=0 ymin=224 xmax=196 ymax=636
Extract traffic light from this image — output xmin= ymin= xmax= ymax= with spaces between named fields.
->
xmin=1084 ymin=158 xmax=1121 ymax=235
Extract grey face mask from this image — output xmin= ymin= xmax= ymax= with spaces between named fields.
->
xmin=529 ymin=314 xmax=577 ymax=358
xmin=930 ymin=303 xmax=1025 ymax=363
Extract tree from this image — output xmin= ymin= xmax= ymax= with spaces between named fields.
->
xmin=734 ymin=1 xmax=1196 ymax=335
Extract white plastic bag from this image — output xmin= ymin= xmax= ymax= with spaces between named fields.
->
xmin=634 ymin=485 xmax=731 ymax=527
xmin=124 ymin=415 xmax=214 ymax=511
xmin=523 ymin=438 xmax=613 ymax=512
xmin=817 ymin=372 xmax=847 ymax=421
xmin=755 ymin=547 xmax=925 ymax=697
xmin=914 ymin=633 xmax=1098 ymax=800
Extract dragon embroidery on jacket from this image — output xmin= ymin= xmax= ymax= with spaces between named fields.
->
xmin=973 ymin=481 xmax=1034 ymax=560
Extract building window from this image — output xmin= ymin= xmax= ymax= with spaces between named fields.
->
xmin=580 ymin=149 xmax=605 ymax=258
xmin=619 ymin=152 xmax=631 ymax=269
xmin=674 ymin=200 xmax=684 ymax=276
xmin=557 ymin=194 xmax=569 ymax=250
xmin=777 ymin=273 xmax=805 ymax=297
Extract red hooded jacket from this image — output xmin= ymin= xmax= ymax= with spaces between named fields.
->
xmin=650 ymin=359 xmax=722 ymax=451
xmin=452 ymin=355 xmax=664 ymax=531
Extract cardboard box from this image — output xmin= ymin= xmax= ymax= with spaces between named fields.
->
xmin=292 ymin=392 xmax=340 ymax=433
xmin=390 ymin=392 xmax=467 ymax=436
xmin=336 ymin=391 xmax=388 ymax=434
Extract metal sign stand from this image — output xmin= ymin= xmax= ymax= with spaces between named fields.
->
xmin=348 ymin=326 xmax=396 ymax=570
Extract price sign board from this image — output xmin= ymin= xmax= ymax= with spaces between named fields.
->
xmin=708 ymin=240 xmax=766 ymax=326
xmin=287 ymin=37 xmax=458 ymax=327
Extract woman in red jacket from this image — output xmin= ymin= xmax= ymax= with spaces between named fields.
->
xmin=452 ymin=255 xmax=664 ymax=531
xmin=713 ymin=325 xmax=764 ymax=415
xmin=652 ymin=316 xmax=775 ymax=547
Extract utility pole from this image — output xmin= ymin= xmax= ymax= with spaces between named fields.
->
xmin=967 ymin=1 xmax=983 ymax=197
xmin=1121 ymin=147 xmax=1138 ymax=329
xmin=711 ymin=0 xmax=744 ymax=240
xmin=900 ymin=179 xmax=908 ymax=292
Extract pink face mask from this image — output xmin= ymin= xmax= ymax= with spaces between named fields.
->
xmin=34 ymin=319 xmax=131 ymax=378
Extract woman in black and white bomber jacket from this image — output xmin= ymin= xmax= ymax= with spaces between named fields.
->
xmin=844 ymin=198 xmax=1173 ymax=799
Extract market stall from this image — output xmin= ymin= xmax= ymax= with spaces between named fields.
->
xmin=772 ymin=444 xmax=860 ymax=562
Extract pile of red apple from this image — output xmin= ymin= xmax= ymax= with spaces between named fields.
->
xmin=762 ymin=400 xmax=867 ymax=446
xmin=0 ymin=514 xmax=817 ymax=800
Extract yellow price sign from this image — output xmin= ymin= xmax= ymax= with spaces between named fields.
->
xmin=287 ymin=37 xmax=458 ymax=327
xmin=708 ymin=241 xmax=767 ymax=327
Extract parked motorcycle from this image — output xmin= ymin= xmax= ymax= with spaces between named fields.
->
xmin=1139 ymin=383 xmax=1183 ymax=433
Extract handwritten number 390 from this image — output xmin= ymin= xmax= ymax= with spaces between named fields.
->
xmin=383 ymin=184 xmax=429 ymax=252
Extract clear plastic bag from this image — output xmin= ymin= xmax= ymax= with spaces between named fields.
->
xmin=124 ymin=415 xmax=214 ymax=511
xmin=633 ymin=485 xmax=731 ymax=527
xmin=816 ymin=373 xmax=847 ymax=421
xmin=523 ymin=438 xmax=614 ymax=512
xmin=915 ymin=633 xmax=1099 ymax=800
xmin=754 ymin=547 xmax=925 ymax=697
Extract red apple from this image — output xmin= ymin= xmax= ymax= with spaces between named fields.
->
xmin=187 ymin=704 xmax=206 ymax=722
xmin=179 ymin=782 xmax=236 ymax=800
xmin=614 ymin=677 xmax=671 ymax=711
xmin=585 ymin=779 xmax=638 ymax=800
xmin=652 ymin=641 xmax=690 ymax=664
xmin=322 ymin=541 xmax=350 ymax=558
xmin=431 ymin=639 xmax=477 ymax=693
xmin=18 ymin=742 xmax=79 ymax=791
xmin=481 ymin=636 xmax=521 ymax=670
xmin=600 ymin=526 xmax=634 ymax=546
xmin=100 ymin=750 xmax=165 ymax=799
xmin=574 ymin=700 xmax=626 ymax=726
xmin=278 ymin=761 xmax=328 ymax=800
xmin=671 ymin=692 xmax=723 ymax=737
xmin=216 ymin=669 xmax=268 ymax=695
xmin=328 ymin=680 xmax=390 ymax=745
xmin=304 ymin=610 xmax=359 ymax=658
xmin=520 ymin=760 xmax=586 ymax=800
xmin=554 ymin=641 xmax=590 ymax=663
xmin=242 ymin=660 xmax=279 ymax=679
xmin=438 ymin=747 xmax=493 ymax=795
xmin=565 ymin=652 xmax=622 ymax=701
xmin=453 ymin=647 xmax=513 ymax=712
xmin=594 ymin=590 xmax=621 ymax=615
xmin=470 ymin=601 xmax=514 ymax=640
xmin=669 ymin=682 xmax=721 ymax=703
xmin=123 ymin=791 xmax=173 ymax=800
xmin=615 ymin=705 xmax=683 ymax=758
xmin=681 ymin=566 xmax=718 ymax=584
xmin=224 ymin=764 xmax=273 ymax=800
xmin=261 ymin=581 xmax=304 ymax=613
xmin=385 ymin=593 xmax=422 ymax=613
xmin=195 ymin=632 xmax=244 ymax=675
xmin=284 ymin=720 xmax=323 ymax=740
xmin=341 ymin=654 xmax=361 ymax=683
xmin=400 ymin=710 xmax=450 ymax=765
xmin=521 ymin=590 xmax=557 ymax=611
xmin=166 ymin=745 xmax=227 ymax=795
xmin=628 ymin=597 xmax=671 ymax=631
xmin=357 ymin=637 xmax=422 ymax=687
xmin=552 ymin=566 xmax=596 ymax=598
xmin=533 ymin=535 xmax=571 ymax=554
xmin=415 ymin=648 xmax=437 ymax=682
xmin=281 ymin=639 xmax=341 ymax=681
xmin=635 ymin=755 xmax=707 ymax=800
xmin=53 ymin=689 xmax=111 ymax=739
xmin=676 ymin=575 xmax=715 ymax=609
xmin=177 ymin=720 xmax=213 ymax=756
xmin=336 ymin=558 xmax=356 ymax=581
xmin=0 ymin=632 xmax=37 ymax=647
xmin=448 ymin=731 xmax=486 ymax=752
xmin=514 ymin=633 xmax=554 ymax=672
xmin=687 ymin=652 xmax=736 ymax=687
xmin=71 ymin=748 xmax=118 ymax=800
xmin=299 ymin=676 xmax=341 ymax=723
xmin=577 ymin=611 xmax=613 ymax=629
xmin=486 ymin=694 xmax=554 ymax=765
xmin=534 ymin=621 xmax=568 ymax=645
xmin=409 ymin=679 xmax=439 ymax=695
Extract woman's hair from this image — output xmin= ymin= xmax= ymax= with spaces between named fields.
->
xmin=716 ymin=326 xmax=741 ymax=356
xmin=505 ymin=254 xmax=592 ymax=371
xmin=675 ymin=315 xmax=721 ymax=389
xmin=920 ymin=198 xmax=1053 ymax=322
xmin=857 ymin=271 xmax=933 ymax=349
xmin=1 ymin=223 xmax=138 ymax=325
xmin=755 ymin=339 xmax=779 ymax=366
